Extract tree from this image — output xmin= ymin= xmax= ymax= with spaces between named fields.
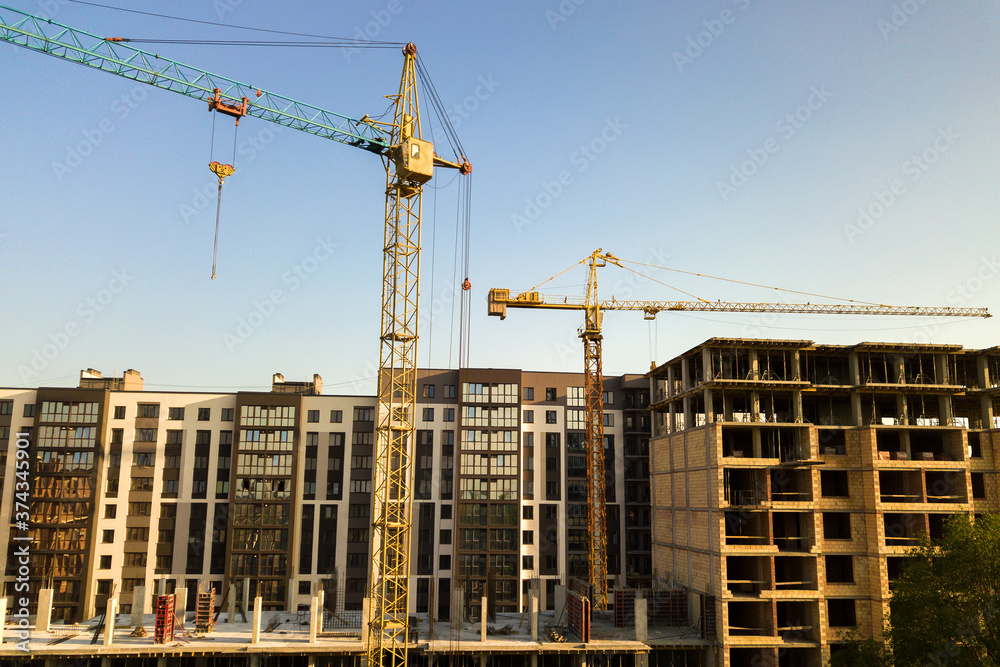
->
xmin=887 ymin=512 xmax=1000 ymax=667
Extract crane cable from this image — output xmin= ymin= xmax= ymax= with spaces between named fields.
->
xmin=209 ymin=115 xmax=239 ymax=280
xmin=618 ymin=257 xmax=885 ymax=306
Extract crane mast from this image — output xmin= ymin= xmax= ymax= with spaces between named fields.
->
xmin=488 ymin=249 xmax=990 ymax=612
xmin=1 ymin=8 xmax=471 ymax=666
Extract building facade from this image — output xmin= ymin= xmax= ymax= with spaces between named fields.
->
xmin=648 ymin=338 xmax=1000 ymax=666
xmin=0 ymin=368 xmax=652 ymax=624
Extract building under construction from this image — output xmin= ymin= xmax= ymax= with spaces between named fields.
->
xmin=648 ymin=337 xmax=1000 ymax=666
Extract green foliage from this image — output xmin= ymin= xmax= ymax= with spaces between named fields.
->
xmin=887 ymin=512 xmax=1000 ymax=667
xmin=827 ymin=629 xmax=891 ymax=667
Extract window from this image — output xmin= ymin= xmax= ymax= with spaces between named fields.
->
xmin=130 ymin=477 xmax=154 ymax=491
xmin=160 ymin=505 xmax=176 ymax=518
xmin=444 ymin=408 xmax=455 ymax=422
xmin=523 ymin=530 xmax=533 ymax=545
xmin=523 ymin=387 xmax=534 ymax=400
xmin=972 ymin=472 xmax=986 ymax=499
xmin=195 ymin=430 xmax=211 ymax=446
xmin=164 ymin=480 xmax=178 ymax=494
xmin=133 ymin=452 xmax=154 ymax=467
xmin=136 ymin=429 xmax=156 ymax=442
xmin=106 ymin=478 xmax=118 ymax=495
xmin=168 ymin=407 xmax=185 ymax=420
xmin=102 ymin=530 xmax=114 ymax=543
xmin=441 ymin=504 xmax=452 ymax=520
xmin=602 ymin=390 xmax=614 ymax=405
xmin=198 ymin=408 xmax=211 ymax=421
xmin=113 ymin=406 xmax=125 ymax=419
xmin=422 ymin=408 xmax=434 ymax=422
xmin=155 ymin=555 xmax=172 ymax=570
xmin=545 ymin=433 xmax=560 ymax=448
xmin=221 ymin=408 xmax=234 ymax=421
xmin=445 ymin=385 xmax=456 ymax=399
xmin=821 ymin=471 xmax=850 ymax=497
xmin=124 ymin=553 xmax=147 ymax=567
xmin=163 ymin=455 xmax=180 ymax=469
xmin=545 ymin=387 xmax=557 ymax=401
xmin=126 ymin=527 xmax=149 ymax=541
xmin=99 ymin=555 xmax=112 ymax=569
xmin=422 ymin=384 xmax=435 ymax=398
xmin=105 ymin=505 xmax=117 ymax=519
xmin=523 ymin=410 xmax=534 ymax=424
xmin=523 ymin=506 xmax=534 ymax=520
xmin=165 ymin=430 xmax=182 ymax=445
xmin=128 ymin=502 xmax=151 ymax=516
xmin=545 ymin=411 xmax=557 ymax=424
xmin=823 ymin=513 xmax=852 ymax=540
xmin=827 ymin=599 xmax=857 ymax=627
xmin=826 ymin=555 xmax=854 ymax=583
xmin=108 ymin=450 xmax=122 ymax=467
xmin=23 ymin=404 xmax=35 ymax=418
xmin=137 ymin=404 xmax=160 ymax=418
xmin=440 ymin=529 xmax=452 ymax=545
xmin=307 ymin=410 xmax=319 ymax=423
xmin=330 ymin=410 xmax=343 ymax=423
xmin=603 ymin=413 xmax=614 ymax=427
xmin=523 ymin=555 xmax=534 ymax=570
xmin=354 ymin=407 xmax=374 ymax=421
xmin=347 ymin=529 xmax=369 ymax=543
xmin=350 ymin=480 xmax=372 ymax=493
xmin=0 ymin=400 xmax=11 ymax=416
xmin=439 ymin=555 xmax=451 ymax=570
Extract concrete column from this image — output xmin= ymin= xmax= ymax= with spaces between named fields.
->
xmin=174 ymin=588 xmax=187 ymax=628
xmin=451 ymin=589 xmax=464 ymax=633
xmin=635 ymin=598 xmax=648 ymax=642
xmin=156 ymin=579 xmax=166 ymax=596
xmin=307 ymin=657 xmax=316 ymax=667
xmin=531 ymin=655 xmax=539 ymax=667
xmin=250 ymin=655 xmax=261 ymax=667
xmin=242 ymin=578 xmax=250 ymax=618
xmin=530 ymin=595 xmax=538 ymax=642
xmin=309 ymin=596 xmax=319 ymax=643
xmin=0 ymin=596 xmax=7 ymax=644
xmin=157 ymin=657 xmax=167 ymax=667
xmin=131 ymin=586 xmax=145 ymax=627
xmin=36 ymin=589 xmax=53 ymax=632
xmin=102 ymin=658 xmax=113 ymax=667
xmin=103 ymin=597 xmax=118 ymax=646
xmin=636 ymin=653 xmax=649 ymax=667
xmin=228 ymin=584 xmax=237 ymax=623
xmin=361 ymin=597 xmax=371 ymax=645
xmin=480 ymin=597 xmax=487 ymax=641
xmin=251 ymin=596 xmax=262 ymax=645
xmin=480 ymin=655 xmax=487 ymax=667
xmin=554 ymin=585 xmax=567 ymax=619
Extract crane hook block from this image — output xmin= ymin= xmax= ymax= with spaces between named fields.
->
xmin=209 ymin=161 xmax=235 ymax=186
xmin=462 ymin=278 xmax=471 ymax=291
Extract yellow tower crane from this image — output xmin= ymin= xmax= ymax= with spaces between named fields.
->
xmin=488 ymin=248 xmax=990 ymax=611
xmin=0 ymin=8 xmax=471 ymax=666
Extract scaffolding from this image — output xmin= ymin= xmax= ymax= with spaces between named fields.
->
xmin=195 ymin=588 xmax=216 ymax=633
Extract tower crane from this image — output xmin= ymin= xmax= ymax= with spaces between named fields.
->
xmin=488 ymin=249 xmax=990 ymax=611
xmin=1 ymin=7 xmax=471 ymax=666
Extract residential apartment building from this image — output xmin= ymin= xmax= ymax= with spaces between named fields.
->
xmin=648 ymin=337 xmax=1000 ymax=666
xmin=0 ymin=368 xmax=652 ymax=624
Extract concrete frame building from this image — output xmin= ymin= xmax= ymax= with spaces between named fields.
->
xmin=0 ymin=368 xmax=652 ymax=629
xmin=648 ymin=337 xmax=1000 ymax=666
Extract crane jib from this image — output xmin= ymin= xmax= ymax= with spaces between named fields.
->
xmin=0 ymin=4 xmax=390 ymax=152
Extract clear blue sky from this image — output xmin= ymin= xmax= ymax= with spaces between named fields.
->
xmin=2 ymin=1 xmax=999 ymax=393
